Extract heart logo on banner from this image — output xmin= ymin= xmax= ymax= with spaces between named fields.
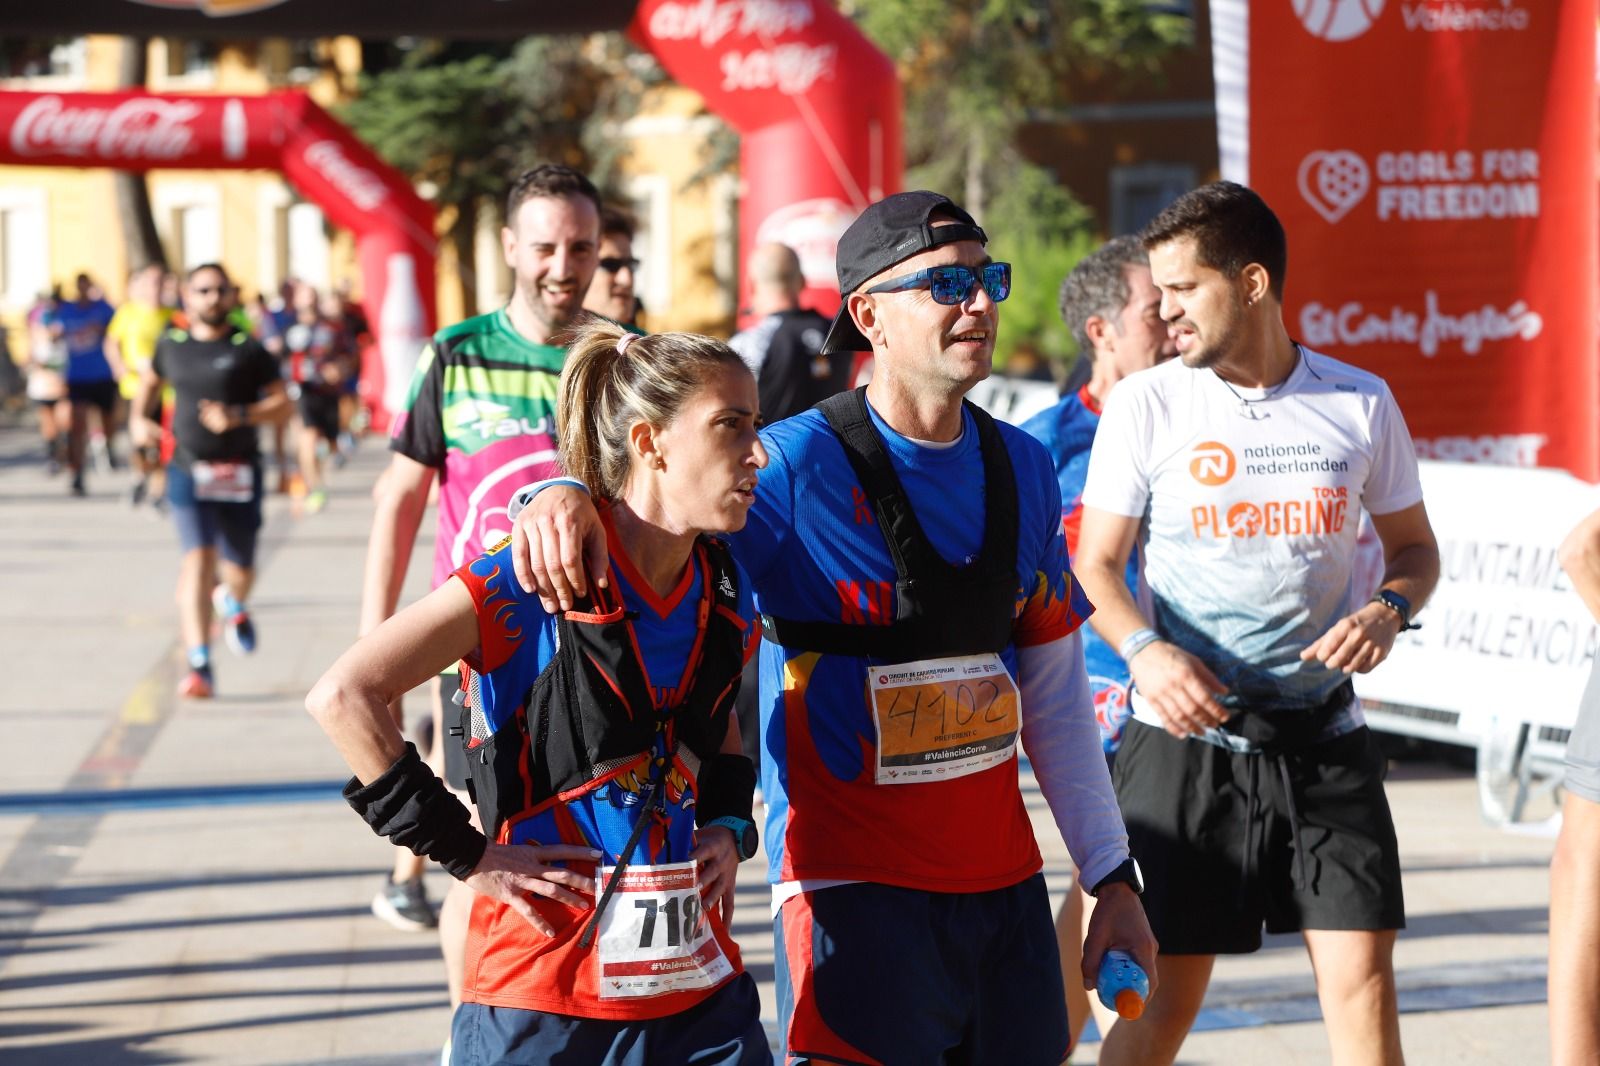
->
xmin=1298 ymin=150 xmax=1371 ymax=224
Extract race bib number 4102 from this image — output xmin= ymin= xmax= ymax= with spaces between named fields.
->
xmin=868 ymin=653 xmax=1021 ymax=784
xmin=595 ymin=861 xmax=733 ymax=1000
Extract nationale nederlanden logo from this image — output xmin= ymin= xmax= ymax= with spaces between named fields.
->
xmin=1189 ymin=441 xmax=1236 ymax=486
xmin=1293 ymin=0 xmax=1388 ymax=41
xmin=1298 ymin=150 xmax=1371 ymax=223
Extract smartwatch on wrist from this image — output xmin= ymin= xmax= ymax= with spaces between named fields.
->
xmin=1090 ymin=857 xmax=1144 ymax=897
xmin=1370 ymin=589 xmax=1417 ymax=630
xmin=704 ymin=816 xmax=759 ymax=861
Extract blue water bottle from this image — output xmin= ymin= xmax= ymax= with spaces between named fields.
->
xmin=1096 ymin=949 xmax=1149 ymax=1020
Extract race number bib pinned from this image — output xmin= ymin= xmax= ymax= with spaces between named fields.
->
xmin=595 ymin=861 xmax=733 ymax=1000
xmin=191 ymin=460 xmax=255 ymax=503
xmin=869 ymin=653 xmax=1021 ymax=784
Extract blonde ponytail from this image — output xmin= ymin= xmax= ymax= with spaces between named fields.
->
xmin=556 ymin=317 xmax=750 ymax=499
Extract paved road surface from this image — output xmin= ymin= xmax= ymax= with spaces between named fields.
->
xmin=0 ymin=423 xmax=1558 ymax=1064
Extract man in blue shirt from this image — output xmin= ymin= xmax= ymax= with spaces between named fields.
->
xmin=57 ymin=272 xmax=119 ymax=496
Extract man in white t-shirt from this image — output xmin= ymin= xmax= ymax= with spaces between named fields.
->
xmin=1075 ymin=182 xmax=1440 ymax=1066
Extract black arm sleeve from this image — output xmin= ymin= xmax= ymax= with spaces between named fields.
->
xmin=343 ymin=742 xmax=488 ymax=880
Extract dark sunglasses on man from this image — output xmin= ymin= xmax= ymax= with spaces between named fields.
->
xmin=865 ymin=262 xmax=1011 ymax=306
xmin=598 ymin=256 xmax=640 ymax=274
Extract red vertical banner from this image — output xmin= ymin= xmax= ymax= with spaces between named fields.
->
xmin=1215 ymin=0 xmax=1599 ymax=480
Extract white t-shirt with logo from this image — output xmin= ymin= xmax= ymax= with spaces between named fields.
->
xmin=1081 ymin=348 xmax=1423 ymax=730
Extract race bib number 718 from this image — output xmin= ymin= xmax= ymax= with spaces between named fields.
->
xmin=595 ymin=861 xmax=732 ymax=999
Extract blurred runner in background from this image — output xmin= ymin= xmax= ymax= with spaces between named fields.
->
xmin=582 ymin=205 xmax=640 ymax=327
xmin=59 ymin=272 xmax=120 ymax=497
xmin=106 ymin=263 xmax=174 ymax=508
xmin=132 ymin=264 xmax=290 ymax=699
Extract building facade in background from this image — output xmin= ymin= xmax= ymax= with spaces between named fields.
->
xmin=0 ymin=35 xmax=741 ymax=359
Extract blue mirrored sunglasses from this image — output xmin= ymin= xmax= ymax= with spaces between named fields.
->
xmin=864 ymin=262 xmax=1011 ymax=306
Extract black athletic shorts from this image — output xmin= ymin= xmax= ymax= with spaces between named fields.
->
xmin=298 ymin=389 xmax=341 ymax=442
xmin=1113 ymin=719 xmax=1405 ymax=955
xmin=67 ymin=378 xmax=118 ymax=412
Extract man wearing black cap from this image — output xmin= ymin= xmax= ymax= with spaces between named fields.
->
xmin=507 ymin=190 xmax=1155 ymax=1064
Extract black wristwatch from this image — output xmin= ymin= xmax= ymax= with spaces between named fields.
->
xmin=1090 ymin=858 xmax=1144 ymax=897
xmin=1370 ymin=589 xmax=1418 ymax=630
xmin=704 ymin=816 xmax=759 ymax=861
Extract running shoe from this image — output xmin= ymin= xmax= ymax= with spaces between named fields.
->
xmin=70 ymin=474 xmax=87 ymax=497
xmin=305 ymin=488 xmax=328 ymax=515
xmin=129 ymin=479 xmax=148 ymax=508
xmin=178 ymin=666 xmax=214 ymax=700
xmin=371 ymin=876 xmax=437 ymax=931
xmin=212 ymin=586 xmax=257 ymax=656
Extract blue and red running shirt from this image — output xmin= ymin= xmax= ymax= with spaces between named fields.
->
xmin=731 ymin=400 xmax=1094 ymax=894
xmin=1020 ymin=384 xmax=1150 ymax=755
xmin=449 ymin=511 xmax=757 ymax=1021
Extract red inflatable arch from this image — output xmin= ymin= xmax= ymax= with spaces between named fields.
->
xmin=631 ymin=0 xmax=903 ymax=324
xmin=0 ymin=89 xmax=436 ymax=432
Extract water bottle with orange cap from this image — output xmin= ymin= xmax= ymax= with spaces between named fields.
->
xmin=1096 ymin=949 xmax=1150 ymax=1020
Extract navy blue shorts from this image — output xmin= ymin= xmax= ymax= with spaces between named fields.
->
xmin=450 ymin=972 xmax=769 ymax=1066
xmin=774 ymin=875 xmax=1068 ymax=1066
xmin=166 ymin=462 xmax=263 ymax=568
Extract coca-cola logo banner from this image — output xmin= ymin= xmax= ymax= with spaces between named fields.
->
xmin=0 ymin=91 xmax=277 ymax=170
xmin=10 ymin=96 xmax=202 ymax=162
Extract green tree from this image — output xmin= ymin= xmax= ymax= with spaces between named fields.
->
xmin=337 ymin=36 xmax=667 ymax=311
xmin=845 ymin=0 xmax=1191 ymax=369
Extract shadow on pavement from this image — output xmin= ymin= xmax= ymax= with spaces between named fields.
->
xmin=0 ymin=997 xmax=443 ymax=1065
xmin=1 ymin=946 xmax=447 ymax=994
xmin=4 ymin=903 xmax=372 ymax=942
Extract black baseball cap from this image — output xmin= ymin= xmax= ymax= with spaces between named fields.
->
xmin=820 ymin=190 xmax=988 ymax=354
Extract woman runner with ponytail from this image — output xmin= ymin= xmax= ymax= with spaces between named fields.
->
xmin=308 ymin=320 xmax=770 ymax=1064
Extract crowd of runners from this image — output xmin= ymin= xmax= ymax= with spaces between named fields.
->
xmin=16 ymin=267 xmax=369 ymax=509
xmin=24 ymin=160 xmax=1598 ymax=1065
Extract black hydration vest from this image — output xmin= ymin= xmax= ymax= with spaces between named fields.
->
xmin=462 ymin=536 xmax=747 ymax=842
xmin=760 ymin=386 xmax=1020 ymax=665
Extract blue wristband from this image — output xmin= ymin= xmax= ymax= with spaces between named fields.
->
xmin=1118 ymin=627 xmax=1161 ymax=664
xmin=505 ymin=476 xmax=590 ymax=522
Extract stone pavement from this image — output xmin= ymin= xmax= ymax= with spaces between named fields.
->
xmin=0 ymin=421 xmax=1558 ymax=1064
